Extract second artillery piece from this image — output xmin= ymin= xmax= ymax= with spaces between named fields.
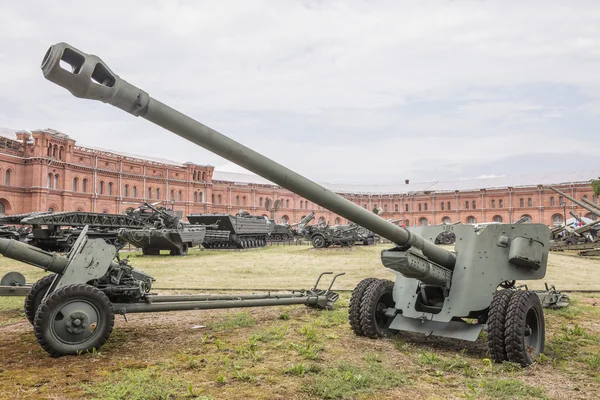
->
xmin=42 ymin=42 xmax=552 ymax=366
xmin=117 ymin=202 xmax=206 ymax=255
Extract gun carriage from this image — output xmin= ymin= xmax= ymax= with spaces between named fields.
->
xmin=39 ymin=43 xmax=552 ymax=366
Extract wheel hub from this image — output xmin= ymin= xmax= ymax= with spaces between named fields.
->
xmin=64 ymin=311 xmax=88 ymax=334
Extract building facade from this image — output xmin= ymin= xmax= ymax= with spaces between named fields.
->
xmin=0 ymin=128 xmax=598 ymax=227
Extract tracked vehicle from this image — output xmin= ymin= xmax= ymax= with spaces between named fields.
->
xmin=187 ymin=211 xmax=269 ymax=249
xmin=40 ymin=42 xmax=551 ymax=366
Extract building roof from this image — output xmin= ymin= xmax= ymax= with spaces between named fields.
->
xmin=214 ymin=169 xmax=600 ymax=195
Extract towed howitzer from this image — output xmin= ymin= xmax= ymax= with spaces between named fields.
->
xmin=41 ymin=42 xmax=551 ymax=366
xmin=549 ymin=186 xmax=600 ymax=220
xmin=0 ymin=226 xmax=342 ymax=356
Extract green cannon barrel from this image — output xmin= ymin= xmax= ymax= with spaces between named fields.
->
xmin=0 ymin=238 xmax=68 ymax=274
xmin=549 ymin=187 xmax=600 ymax=219
xmin=583 ymin=197 xmax=600 ymax=211
xmin=40 ymin=42 xmax=457 ymax=270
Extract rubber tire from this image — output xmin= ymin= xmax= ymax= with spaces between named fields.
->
xmin=34 ymin=284 xmax=114 ymax=357
xmin=505 ymin=290 xmax=545 ymax=366
xmin=359 ymin=279 xmax=395 ymax=339
xmin=24 ymin=274 xmax=56 ymax=325
xmin=349 ymin=278 xmax=378 ymax=336
xmin=487 ymin=289 xmax=515 ymax=363
xmin=312 ymin=235 xmax=326 ymax=249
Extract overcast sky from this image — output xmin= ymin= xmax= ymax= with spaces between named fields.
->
xmin=1 ymin=1 xmax=599 ymax=184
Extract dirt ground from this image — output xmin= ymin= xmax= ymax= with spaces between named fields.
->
xmin=1 ymin=244 xmax=600 ymax=399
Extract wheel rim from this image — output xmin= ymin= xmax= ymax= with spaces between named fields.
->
xmin=313 ymin=236 xmax=324 ymax=248
xmin=524 ymin=306 xmax=542 ymax=360
xmin=49 ymin=299 xmax=103 ymax=346
xmin=374 ymin=292 xmax=394 ymax=332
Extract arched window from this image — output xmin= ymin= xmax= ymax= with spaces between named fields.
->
xmin=419 ymin=217 xmax=428 ymax=226
xmin=133 ymin=186 xmax=137 ymax=197
xmin=124 ymin=184 xmax=129 ymax=197
xmin=199 ymin=192 xmax=203 ymax=202
xmin=156 ymin=188 xmax=160 ymax=199
xmin=236 ymin=196 xmax=240 ymax=206
xmin=424 ymin=203 xmax=428 ymax=211
xmin=584 ymin=212 xmax=597 ymax=221
xmin=405 ymin=204 xmax=409 ymax=212
xmin=281 ymin=215 xmax=289 ymax=224
xmin=47 ymin=145 xmax=52 ymax=156
xmin=54 ymin=174 xmax=59 ymax=189
xmin=519 ymin=198 xmax=524 ymax=207
xmin=499 ymin=199 xmax=503 ymax=208
xmin=82 ymin=178 xmax=88 ymax=193
xmin=217 ymin=194 xmax=221 ymax=204
xmin=53 ymin=144 xmax=58 ymax=158
xmin=384 ymin=204 xmax=388 ymax=212
xmin=334 ymin=217 xmax=341 ymax=224
xmin=147 ymin=187 xmax=152 ymax=199
xmin=318 ymin=216 xmax=326 ymax=224
xmin=47 ymin=173 xmax=52 ymax=188
xmin=99 ymin=181 xmax=104 ymax=194
xmin=491 ymin=200 xmax=496 ymax=209
xmin=108 ymin=182 xmax=113 ymax=196
xmin=73 ymin=177 xmax=79 ymax=192
xmin=493 ymin=215 xmax=503 ymax=223
xmin=465 ymin=201 xmax=469 ymax=210
xmin=442 ymin=217 xmax=451 ymax=224
xmin=4 ymin=170 xmax=11 ymax=186
xmin=178 ymin=191 xmax=182 ymax=201
xmin=193 ymin=171 xmax=197 ymax=181
xmin=441 ymin=202 xmax=445 ymax=211
xmin=202 ymin=172 xmax=205 ymax=181
xmin=447 ymin=201 xmax=451 ymax=210
xmin=521 ymin=214 xmax=532 ymax=223
xmin=583 ymin=195 xmax=588 ymax=200
xmin=0 ymin=201 xmax=5 ymax=215
xmin=170 ymin=190 xmax=175 ymax=201
xmin=418 ymin=203 xmax=422 ymax=212
xmin=395 ymin=204 xmax=399 ymax=212
xmin=527 ymin=198 xmax=532 ymax=207
xmin=194 ymin=192 xmax=198 ymax=202
xmin=550 ymin=197 xmax=555 ymax=206
xmin=243 ymin=196 xmax=247 ymax=206
xmin=467 ymin=216 xmax=477 ymax=224
xmin=48 ymin=207 xmax=54 ymax=212
xmin=552 ymin=214 xmax=563 ymax=226
xmin=59 ymin=146 xmax=64 ymax=160
xmin=300 ymin=200 xmax=303 ymax=209
xmin=559 ymin=196 xmax=564 ymax=205
xmin=286 ymin=199 xmax=289 ymax=208
xmin=472 ymin=200 xmax=476 ymax=209
xmin=259 ymin=198 xmax=263 ymax=207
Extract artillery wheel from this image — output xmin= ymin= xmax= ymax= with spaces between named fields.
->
xmin=349 ymin=278 xmax=378 ymax=336
xmin=499 ymin=280 xmax=516 ymax=289
xmin=504 ymin=290 xmax=545 ymax=366
xmin=487 ymin=289 xmax=515 ymax=363
xmin=24 ymin=274 xmax=56 ymax=325
xmin=34 ymin=284 xmax=114 ymax=357
xmin=1 ymin=271 xmax=26 ymax=287
xmin=564 ymin=238 xmax=577 ymax=245
xmin=312 ymin=235 xmax=326 ymax=248
xmin=359 ymin=279 xmax=395 ymax=338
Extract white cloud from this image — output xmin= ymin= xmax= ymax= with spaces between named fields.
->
xmin=0 ymin=1 xmax=599 ymax=183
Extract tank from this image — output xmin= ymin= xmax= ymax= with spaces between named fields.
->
xmin=118 ymin=202 xmax=206 ymax=255
xmin=187 ymin=211 xmax=269 ymax=249
xmin=42 ymin=43 xmax=553 ymax=366
xmin=267 ymin=221 xmax=294 ymax=241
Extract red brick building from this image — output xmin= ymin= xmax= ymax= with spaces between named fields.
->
xmin=0 ymin=128 xmax=598 ymax=226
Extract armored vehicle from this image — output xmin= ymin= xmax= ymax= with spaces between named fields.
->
xmin=188 ymin=210 xmax=269 ymax=249
xmin=42 ymin=42 xmax=552 ymax=366
xmin=267 ymin=221 xmax=294 ymax=241
xmin=0 ymin=211 xmax=147 ymax=252
xmin=118 ymin=202 xmax=206 ymax=255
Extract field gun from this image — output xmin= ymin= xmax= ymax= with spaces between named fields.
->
xmin=0 ymin=226 xmax=342 ymax=356
xmin=41 ymin=42 xmax=551 ymax=366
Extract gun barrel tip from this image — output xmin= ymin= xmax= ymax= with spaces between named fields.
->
xmin=0 ymin=237 xmax=11 ymax=254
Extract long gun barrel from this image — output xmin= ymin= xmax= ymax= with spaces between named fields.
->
xmin=41 ymin=43 xmax=456 ymax=270
xmin=582 ymin=197 xmax=600 ymax=211
xmin=0 ymin=237 xmax=68 ymax=273
xmin=549 ymin=187 xmax=600 ymax=219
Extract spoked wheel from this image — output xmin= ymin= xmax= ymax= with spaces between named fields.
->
xmin=24 ymin=274 xmax=56 ymax=325
xmin=487 ymin=289 xmax=515 ymax=362
xmin=500 ymin=280 xmax=516 ymax=289
xmin=312 ymin=235 xmax=326 ymax=249
xmin=349 ymin=278 xmax=378 ymax=336
xmin=359 ymin=279 xmax=395 ymax=338
xmin=505 ymin=290 xmax=545 ymax=366
xmin=34 ymin=284 xmax=114 ymax=357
